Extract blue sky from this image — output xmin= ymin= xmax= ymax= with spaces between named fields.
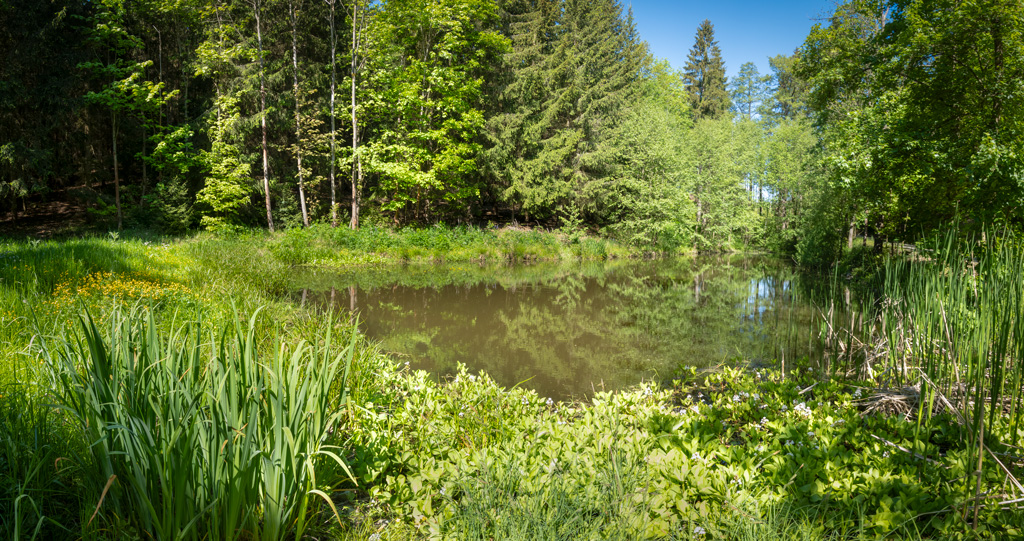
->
xmin=625 ymin=1 xmax=835 ymax=79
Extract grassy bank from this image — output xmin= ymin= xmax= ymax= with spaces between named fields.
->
xmin=3 ymin=227 xmax=1024 ymax=539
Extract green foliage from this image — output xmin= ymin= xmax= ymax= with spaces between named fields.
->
xmin=605 ymin=61 xmax=693 ymax=250
xmin=38 ymin=307 xmax=357 ymax=540
xmin=197 ymin=95 xmax=253 ymax=231
xmin=800 ymin=0 xmax=1024 ymax=244
xmin=486 ymin=0 xmax=648 ymax=225
xmin=684 ymin=117 xmax=757 ymax=251
xmin=683 ymin=20 xmax=731 ymax=121
xmin=730 ymin=61 xmax=770 ymax=119
xmin=363 ymin=0 xmax=509 ymax=223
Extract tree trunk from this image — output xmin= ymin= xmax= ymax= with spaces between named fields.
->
xmin=291 ymin=1 xmax=309 ymax=228
xmin=848 ymin=221 xmax=856 ymax=250
xmin=255 ymin=1 xmax=274 ymax=231
xmin=349 ymin=0 xmax=362 ymax=230
xmin=328 ymin=0 xmax=338 ymax=226
xmin=112 ymin=112 xmax=122 ymax=231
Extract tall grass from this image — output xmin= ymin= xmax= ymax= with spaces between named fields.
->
xmin=822 ymin=229 xmax=1024 ymax=519
xmin=0 ymin=384 xmax=79 ymax=539
xmin=37 ymin=306 xmax=357 ymax=540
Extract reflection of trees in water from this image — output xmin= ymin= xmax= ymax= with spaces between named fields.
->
xmin=291 ymin=256 xmax=820 ymax=398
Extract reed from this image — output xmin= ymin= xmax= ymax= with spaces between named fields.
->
xmin=37 ymin=306 xmax=357 ymax=540
xmin=821 ymin=228 xmax=1024 ymax=522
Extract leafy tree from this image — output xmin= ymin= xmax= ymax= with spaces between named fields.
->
xmin=608 ymin=60 xmax=693 ymax=249
xmin=683 ymin=117 xmax=754 ymax=251
xmin=729 ymin=61 xmax=769 ymax=119
xmin=761 ymin=52 xmax=807 ymax=122
xmin=362 ymin=0 xmax=509 ymax=224
xmin=683 ymin=19 xmax=731 ymax=121
xmin=799 ymin=0 xmax=1024 ymax=250
xmin=80 ymin=0 xmax=171 ymax=230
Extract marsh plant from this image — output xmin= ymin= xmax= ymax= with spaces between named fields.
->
xmin=36 ymin=307 xmax=357 ymax=540
xmin=817 ymin=229 xmax=1024 ymax=523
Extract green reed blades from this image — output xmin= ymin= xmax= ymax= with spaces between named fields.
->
xmin=847 ymin=229 xmax=1024 ymax=519
xmin=39 ymin=306 xmax=356 ymax=540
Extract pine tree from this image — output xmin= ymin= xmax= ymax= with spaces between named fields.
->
xmin=489 ymin=0 xmax=647 ymax=224
xmin=683 ymin=19 xmax=730 ymax=121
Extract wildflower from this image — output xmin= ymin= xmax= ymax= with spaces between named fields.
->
xmin=546 ymin=397 xmax=554 ymax=407
xmin=781 ymin=405 xmax=788 ymax=412
xmin=694 ymin=526 xmax=707 ymax=535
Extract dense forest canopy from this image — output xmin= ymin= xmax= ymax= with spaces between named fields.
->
xmin=1 ymin=0 xmax=1022 ymax=261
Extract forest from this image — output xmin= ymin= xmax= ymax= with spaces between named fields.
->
xmin=4 ymin=0 xmax=1024 ymax=539
xmin=4 ymin=0 xmax=1019 ymax=260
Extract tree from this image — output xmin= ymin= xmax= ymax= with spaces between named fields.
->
xmin=607 ymin=60 xmax=693 ymax=249
xmin=348 ymin=0 xmax=369 ymax=229
xmin=486 ymin=0 xmax=647 ymax=225
xmin=729 ymin=61 xmax=769 ymax=119
xmin=250 ymin=0 xmax=275 ymax=231
xmin=761 ymin=52 xmax=807 ymax=122
xmin=80 ymin=0 xmax=172 ymax=231
xmin=324 ymin=0 xmax=341 ymax=226
xmin=683 ymin=20 xmax=730 ymax=121
xmin=799 ymin=0 xmax=1024 ymax=249
xmin=362 ymin=0 xmax=509 ymax=224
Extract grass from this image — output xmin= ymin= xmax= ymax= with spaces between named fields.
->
xmin=3 ymin=225 xmax=1024 ymax=539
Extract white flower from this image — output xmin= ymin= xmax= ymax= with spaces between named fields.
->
xmin=546 ymin=397 xmax=554 ymax=406
xmin=694 ymin=526 xmax=707 ymax=535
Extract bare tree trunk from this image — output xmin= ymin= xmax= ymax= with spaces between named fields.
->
xmin=848 ymin=221 xmax=856 ymax=250
xmin=291 ymin=1 xmax=309 ymax=228
xmin=255 ymin=0 xmax=274 ymax=231
xmin=327 ymin=0 xmax=338 ymax=226
xmin=349 ymin=0 xmax=363 ymax=230
xmin=112 ymin=112 xmax=122 ymax=231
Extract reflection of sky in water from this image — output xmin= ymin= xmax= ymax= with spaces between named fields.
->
xmin=291 ymin=256 xmax=820 ymax=399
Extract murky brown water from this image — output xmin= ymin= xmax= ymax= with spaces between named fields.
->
xmin=291 ymin=256 xmax=820 ymax=399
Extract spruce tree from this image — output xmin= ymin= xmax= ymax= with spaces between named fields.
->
xmin=683 ymin=19 xmax=730 ymax=120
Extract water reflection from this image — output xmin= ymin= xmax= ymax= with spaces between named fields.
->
xmin=291 ymin=256 xmax=820 ymax=399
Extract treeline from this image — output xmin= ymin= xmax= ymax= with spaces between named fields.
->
xmin=6 ymin=0 xmax=1014 ymax=259
xmin=0 ymin=0 xmax=814 ymax=252
xmin=793 ymin=0 xmax=1024 ymax=263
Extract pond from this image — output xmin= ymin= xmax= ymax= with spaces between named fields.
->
xmin=291 ymin=256 xmax=824 ymax=400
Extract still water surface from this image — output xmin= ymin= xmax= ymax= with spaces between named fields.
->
xmin=292 ymin=256 xmax=820 ymax=400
